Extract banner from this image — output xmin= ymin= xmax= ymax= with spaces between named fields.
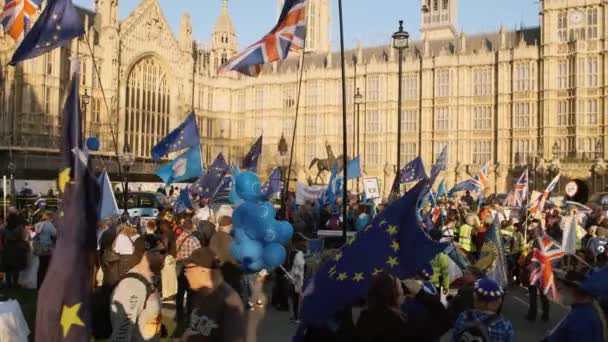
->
xmin=295 ymin=183 xmax=326 ymax=205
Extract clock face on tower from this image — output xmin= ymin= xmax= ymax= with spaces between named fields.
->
xmin=569 ymin=10 xmax=584 ymax=25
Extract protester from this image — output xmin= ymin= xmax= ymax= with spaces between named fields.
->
xmin=32 ymin=211 xmax=56 ymax=289
xmin=2 ymin=211 xmax=28 ymax=288
xmin=288 ymin=233 xmax=307 ymax=322
xmin=355 ymin=273 xmax=449 ymax=341
xmin=458 ymin=214 xmax=477 ymax=256
xmin=175 ymin=218 xmax=202 ymax=322
xmin=447 ymin=266 xmax=485 ymax=322
xmin=193 ymin=198 xmax=214 ymax=226
xmin=159 ymin=218 xmax=178 ymax=300
xmin=109 ymin=234 xmax=165 ymax=342
xmin=451 ymin=278 xmax=515 ymax=342
xmin=181 ymin=247 xmax=246 ymax=342
xmin=545 ymin=270 xmax=607 ymax=342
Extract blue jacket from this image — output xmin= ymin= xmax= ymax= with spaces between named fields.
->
xmin=548 ymin=302 xmax=604 ymax=342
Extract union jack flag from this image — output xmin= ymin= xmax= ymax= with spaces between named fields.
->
xmin=530 ymin=236 xmax=565 ymax=298
xmin=220 ymin=0 xmax=307 ymax=76
xmin=531 ymin=174 xmax=560 ymax=216
xmin=506 ymin=169 xmax=529 ymax=207
xmin=431 ymin=206 xmax=441 ymax=224
xmin=1 ymin=0 xmax=40 ymax=43
xmin=470 ymin=162 xmax=490 ymax=194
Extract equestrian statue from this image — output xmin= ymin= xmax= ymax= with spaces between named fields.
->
xmin=308 ymin=143 xmax=346 ymax=184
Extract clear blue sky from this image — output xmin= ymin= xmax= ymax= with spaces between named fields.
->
xmin=74 ymin=0 xmax=540 ymax=49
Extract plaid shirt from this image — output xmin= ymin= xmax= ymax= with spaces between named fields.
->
xmin=451 ymin=310 xmax=516 ymax=342
xmin=176 ymin=232 xmax=202 ymax=261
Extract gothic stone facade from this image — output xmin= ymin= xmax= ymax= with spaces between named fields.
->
xmin=0 ymin=0 xmax=607 ymax=196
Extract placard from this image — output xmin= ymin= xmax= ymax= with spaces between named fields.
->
xmin=363 ymin=178 xmax=381 ymax=199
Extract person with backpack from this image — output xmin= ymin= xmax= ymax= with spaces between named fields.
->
xmin=32 ymin=211 xmax=56 ymax=289
xmin=108 ymin=234 xmax=166 ymax=342
xmin=545 ymin=270 xmax=607 ymax=342
xmin=175 ymin=218 xmax=202 ymax=322
xmin=451 ymin=278 xmax=515 ymax=342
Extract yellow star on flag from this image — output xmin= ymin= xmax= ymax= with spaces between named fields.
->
xmin=346 ymin=236 xmax=356 ymax=246
xmin=372 ymin=268 xmax=383 ymax=276
xmin=334 ymin=252 xmax=343 ymax=262
xmin=337 ymin=272 xmax=348 ymax=281
xmin=391 ymin=240 xmax=400 ymax=252
xmin=379 ymin=220 xmax=387 ymax=226
xmin=60 ymin=303 xmax=85 ymax=337
xmin=387 ymin=256 xmax=399 ymax=268
xmin=328 ymin=265 xmax=336 ymax=277
xmin=353 ymin=272 xmax=365 ymax=282
xmin=58 ymin=167 xmax=71 ymax=193
xmin=386 ymin=225 xmax=398 ymax=236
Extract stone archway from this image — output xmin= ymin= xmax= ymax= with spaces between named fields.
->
xmin=124 ymin=56 xmax=171 ymax=158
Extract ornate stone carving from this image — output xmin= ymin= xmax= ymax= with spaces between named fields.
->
xmin=593 ymin=159 xmax=607 ymax=176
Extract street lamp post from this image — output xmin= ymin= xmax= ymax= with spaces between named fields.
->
xmin=120 ymin=142 xmax=134 ymax=217
xmin=552 ymin=142 xmax=561 ymax=194
xmin=354 ymin=88 xmax=363 ymax=194
xmin=81 ymin=89 xmax=90 ymax=139
xmin=7 ymin=161 xmax=16 ymax=203
xmin=392 ymin=20 xmax=409 ymax=195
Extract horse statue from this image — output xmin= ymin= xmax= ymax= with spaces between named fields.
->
xmin=308 ymin=144 xmax=346 ymax=184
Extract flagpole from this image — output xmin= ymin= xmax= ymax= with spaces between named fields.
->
xmin=83 ymin=34 xmax=125 ymax=185
xmin=281 ymin=36 xmax=308 ymax=218
xmin=338 ymin=0 xmax=349 ymax=243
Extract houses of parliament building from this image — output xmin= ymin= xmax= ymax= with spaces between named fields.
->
xmin=0 ymin=0 xmax=607 ymax=196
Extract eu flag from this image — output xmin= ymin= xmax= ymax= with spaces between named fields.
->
xmin=430 ymin=145 xmax=448 ymax=183
xmin=399 ymin=156 xmax=427 ymax=184
xmin=346 ymin=156 xmax=362 ymax=180
xmin=242 ymin=136 xmax=262 ymax=172
xmin=174 ymin=187 xmax=193 ymax=214
xmin=191 ymin=153 xmax=230 ymax=199
xmin=151 ymin=113 xmax=200 ymax=161
xmin=58 ymin=74 xmax=82 ymax=193
xmin=35 ymin=149 xmax=101 ymax=340
xmin=9 ymin=0 xmax=84 ymax=65
xmin=155 ymin=144 xmax=203 ymax=184
xmin=298 ymin=180 xmax=447 ymax=326
xmin=436 ymin=178 xmax=448 ymax=198
xmin=262 ymin=167 xmax=282 ymax=198
xmin=97 ymin=171 xmax=119 ymax=219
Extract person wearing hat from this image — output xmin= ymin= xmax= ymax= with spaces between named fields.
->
xmin=451 ymin=278 xmax=515 ymax=342
xmin=447 ymin=266 xmax=485 ymax=323
xmin=181 ymin=247 xmax=246 ymax=342
xmin=109 ymin=234 xmax=166 ymax=342
xmin=545 ymin=270 xmax=607 ymax=342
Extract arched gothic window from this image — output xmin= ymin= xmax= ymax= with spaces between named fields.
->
xmin=124 ymin=56 xmax=171 ymax=158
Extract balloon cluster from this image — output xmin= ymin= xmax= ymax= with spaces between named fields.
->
xmin=230 ymin=171 xmax=293 ymax=272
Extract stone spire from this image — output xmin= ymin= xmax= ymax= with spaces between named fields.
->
xmin=211 ymin=0 xmax=237 ymax=72
xmin=179 ymin=11 xmax=193 ymax=52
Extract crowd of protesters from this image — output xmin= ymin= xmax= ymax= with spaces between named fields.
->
xmin=1 ymin=184 xmax=607 ymax=342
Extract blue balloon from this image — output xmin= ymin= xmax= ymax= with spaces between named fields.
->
xmin=275 ymin=221 xmax=294 ymax=244
xmin=260 ymin=222 xmax=279 ymax=243
xmin=232 ymin=202 xmax=256 ymax=227
xmin=229 ymin=184 xmax=244 ymax=205
xmin=262 ymin=243 xmax=287 ymax=269
xmin=247 ymin=259 xmax=266 ymax=272
xmin=257 ymin=202 xmax=277 ymax=223
xmin=235 ymin=171 xmax=263 ymax=202
xmin=232 ymin=227 xmax=248 ymax=244
xmin=230 ymin=241 xmax=243 ymax=262
xmin=240 ymin=239 xmax=263 ymax=266
xmin=86 ymin=136 xmax=100 ymax=151
xmin=242 ymin=224 xmax=262 ymax=241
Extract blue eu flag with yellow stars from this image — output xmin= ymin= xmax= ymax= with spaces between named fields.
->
xmin=10 ymin=0 xmax=85 ymax=65
xmin=297 ymin=180 xmax=447 ymax=328
xmin=36 ymin=144 xmax=100 ymax=340
xmin=151 ymin=113 xmax=200 ymax=162
xmin=242 ymin=135 xmax=263 ymax=172
xmin=191 ymin=153 xmax=230 ymax=199
xmin=155 ymin=144 xmax=203 ymax=184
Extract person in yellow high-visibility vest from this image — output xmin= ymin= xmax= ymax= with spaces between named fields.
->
xmin=429 ymin=229 xmax=450 ymax=294
xmin=458 ymin=214 xmax=477 ymax=256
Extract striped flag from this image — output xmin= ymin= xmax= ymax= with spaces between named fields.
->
xmin=530 ymin=236 xmax=565 ymax=298
xmin=0 ymin=0 xmax=40 ymax=43
xmin=470 ymin=162 xmax=490 ymax=194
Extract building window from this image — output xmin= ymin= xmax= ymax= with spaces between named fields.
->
xmin=92 ymin=98 xmax=101 ymax=123
xmin=402 ymin=74 xmax=418 ymax=100
xmin=513 ymin=103 xmax=531 ymax=129
xmin=237 ymin=120 xmax=245 ymax=138
xmin=587 ymin=8 xmax=598 ymax=39
xmin=434 ymin=107 xmax=451 ymax=131
xmin=558 ymin=11 xmax=568 ymax=42
xmin=306 ymin=82 xmax=319 ymax=106
xmin=473 ymin=67 xmax=493 ymax=96
xmin=472 ymin=141 xmax=492 ymax=165
xmin=434 ymin=141 xmax=449 ymax=164
xmin=513 ymin=62 xmax=534 ymax=92
xmin=367 ymin=76 xmax=381 ymax=101
xmin=305 ymin=144 xmax=318 ymax=164
xmin=366 ymin=111 xmax=382 ymax=133
xmin=305 ymin=114 xmax=318 ymax=135
xmin=472 ymin=106 xmax=492 ymax=130
xmin=435 ymin=69 xmax=450 ymax=97
xmin=557 ymin=60 xmax=571 ymax=89
xmin=255 ymin=120 xmax=264 ymax=137
xmin=577 ymin=137 xmax=600 ymax=161
xmin=587 ymin=56 xmax=598 ymax=87
xmin=557 ymin=100 xmax=575 ymax=126
xmin=513 ymin=139 xmax=533 ymax=165
xmin=402 ymin=110 xmax=417 ymax=133
xmin=282 ymin=118 xmax=294 ymax=137
xmin=578 ymin=99 xmax=599 ymax=126
xmin=366 ymin=142 xmax=379 ymax=166
xmin=401 ymin=142 xmax=417 ymax=164
xmin=81 ymin=58 xmax=87 ymax=86
xmin=283 ymin=86 xmax=296 ymax=109
xmin=255 ymin=87 xmax=264 ymax=110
